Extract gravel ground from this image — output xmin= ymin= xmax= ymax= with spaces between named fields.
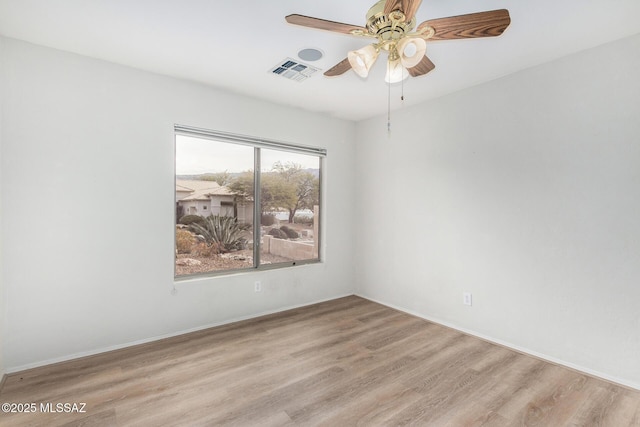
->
xmin=175 ymin=250 xmax=292 ymax=276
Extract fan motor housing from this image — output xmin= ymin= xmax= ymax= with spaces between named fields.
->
xmin=366 ymin=0 xmax=416 ymax=40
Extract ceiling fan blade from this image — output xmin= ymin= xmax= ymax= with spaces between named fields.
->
xmin=407 ymin=55 xmax=435 ymax=77
xmin=417 ymin=9 xmax=510 ymax=40
xmin=324 ymin=58 xmax=352 ymax=77
xmin=384 ymin=0 xmax=423 ymax=22
xmin=285 ymin=14 xmax=367 ymax=35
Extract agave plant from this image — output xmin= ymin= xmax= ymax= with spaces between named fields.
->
xmin=189 ymin=215 xmax=248 ymax=252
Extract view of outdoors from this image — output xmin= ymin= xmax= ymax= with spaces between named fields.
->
xmin=175 ymin=134 xmax=321 ymax=277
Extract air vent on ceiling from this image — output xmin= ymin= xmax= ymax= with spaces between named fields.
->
xmin=269 ymin=58 xmax=320 ymax=82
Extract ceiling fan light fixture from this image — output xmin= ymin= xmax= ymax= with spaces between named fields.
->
xmin=397 ymin=37 xmax=427 ymax=69
xmin=347 ymin=44 xmax=379 ymax=78
xmin=385 ymin=58 xmax=409 ymax=84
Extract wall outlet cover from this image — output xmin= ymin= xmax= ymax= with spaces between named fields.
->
xmin=463 ymin=292 xmax=472 ymax=306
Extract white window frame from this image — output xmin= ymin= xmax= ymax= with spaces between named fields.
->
xmin=174 ymin=125 xmax=326 ymax=279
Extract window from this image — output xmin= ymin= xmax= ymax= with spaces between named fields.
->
xmin=174 ymin=125 xmax=324 ymax=278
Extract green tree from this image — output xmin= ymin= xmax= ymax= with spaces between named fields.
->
xmin=272 ymin=161 xmax=319 ymax=223
xmin=227 ymin=170 xmax=297 ymax=216
xmin=227 ymin=171 xmax=253 ymax=201
xmin=228 ymin=163 xmax=319 ymax=222
xmin=201 ymin=171 xmax=232 ymax=186
xmin=261 ymin=173 xmax=296 ymax=215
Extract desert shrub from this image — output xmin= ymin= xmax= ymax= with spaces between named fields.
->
xmin=179 ymin=214 xmax=206 ymax=227
xmin=176 ymin=229 xmax=195 ymax=254
xmin=280 ymin=225 xmax=299 ymax=239
xmin=261 ymin=214 xmax=276 ymax=226
xmin=189 ymin=215 xmax=247 ymax=252
xmin=192 ymin=241 xmax=223 ymax=257
xmin=268 ymin=228 xmax=288 ymax=239
xmin=293 ymin=215 xmax=313 ymax=226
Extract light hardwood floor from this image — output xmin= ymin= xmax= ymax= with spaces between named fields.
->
xmin=1 ymin=296 xmax=639 ymax=426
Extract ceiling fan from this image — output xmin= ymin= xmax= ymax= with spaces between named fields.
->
xmin=285 ymin=0 xmax=511 ymax=83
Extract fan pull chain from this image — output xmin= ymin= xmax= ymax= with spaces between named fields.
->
xmin=387 ymin=59 xmax=392 ymax=135
xmin=387 ymin=78 xmax=391 ymax=135
xmin=388 ymin=69 xmax=407 ymax=135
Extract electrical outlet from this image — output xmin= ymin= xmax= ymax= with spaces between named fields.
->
xmin=254 ymin=281 xmax=262 ymax=292
xmin=463 ymin=292 xmax=472 ymax=306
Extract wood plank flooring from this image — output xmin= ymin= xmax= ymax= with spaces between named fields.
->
xmin=1 ymin=296 xmax=639 ymax=426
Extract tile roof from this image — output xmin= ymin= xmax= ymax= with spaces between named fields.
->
xmin=176 ymin=180 xmax=235 ymax=201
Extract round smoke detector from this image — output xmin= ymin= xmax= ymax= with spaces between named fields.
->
xmin=297 ymin=48 xmax=324 ymax=62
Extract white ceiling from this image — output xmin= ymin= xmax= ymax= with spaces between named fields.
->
xmin=1 ymin=0 xmax=639 ymax=121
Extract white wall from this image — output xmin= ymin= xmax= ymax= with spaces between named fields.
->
xmin=356 ymin=34 xmax=640 ymax=389
xmin=0 ymin=37 xmax=356 ymax=371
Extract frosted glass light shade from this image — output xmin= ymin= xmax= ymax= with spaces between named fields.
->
xmin=347 ymin=45 xmax=379 ymax=78
xmin=397 ymin=37 xmax=427 ymax=69
xmin=385 ymin=59 xmax=409 ymax=83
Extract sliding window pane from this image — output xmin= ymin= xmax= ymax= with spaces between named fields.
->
xmin=175 ymin=135 xmax=255 ymax=276
xmin=259 ymin=149 xmax=320 ymax=266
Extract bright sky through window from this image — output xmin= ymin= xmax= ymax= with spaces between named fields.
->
xmin=176 ymin=135 xmax=320 ymax=175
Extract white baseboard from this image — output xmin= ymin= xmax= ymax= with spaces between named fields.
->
xmin=7 ymin=293 xmax=354 ymax=374
xmin=356 ymin=293 xmax=640 ymax=392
